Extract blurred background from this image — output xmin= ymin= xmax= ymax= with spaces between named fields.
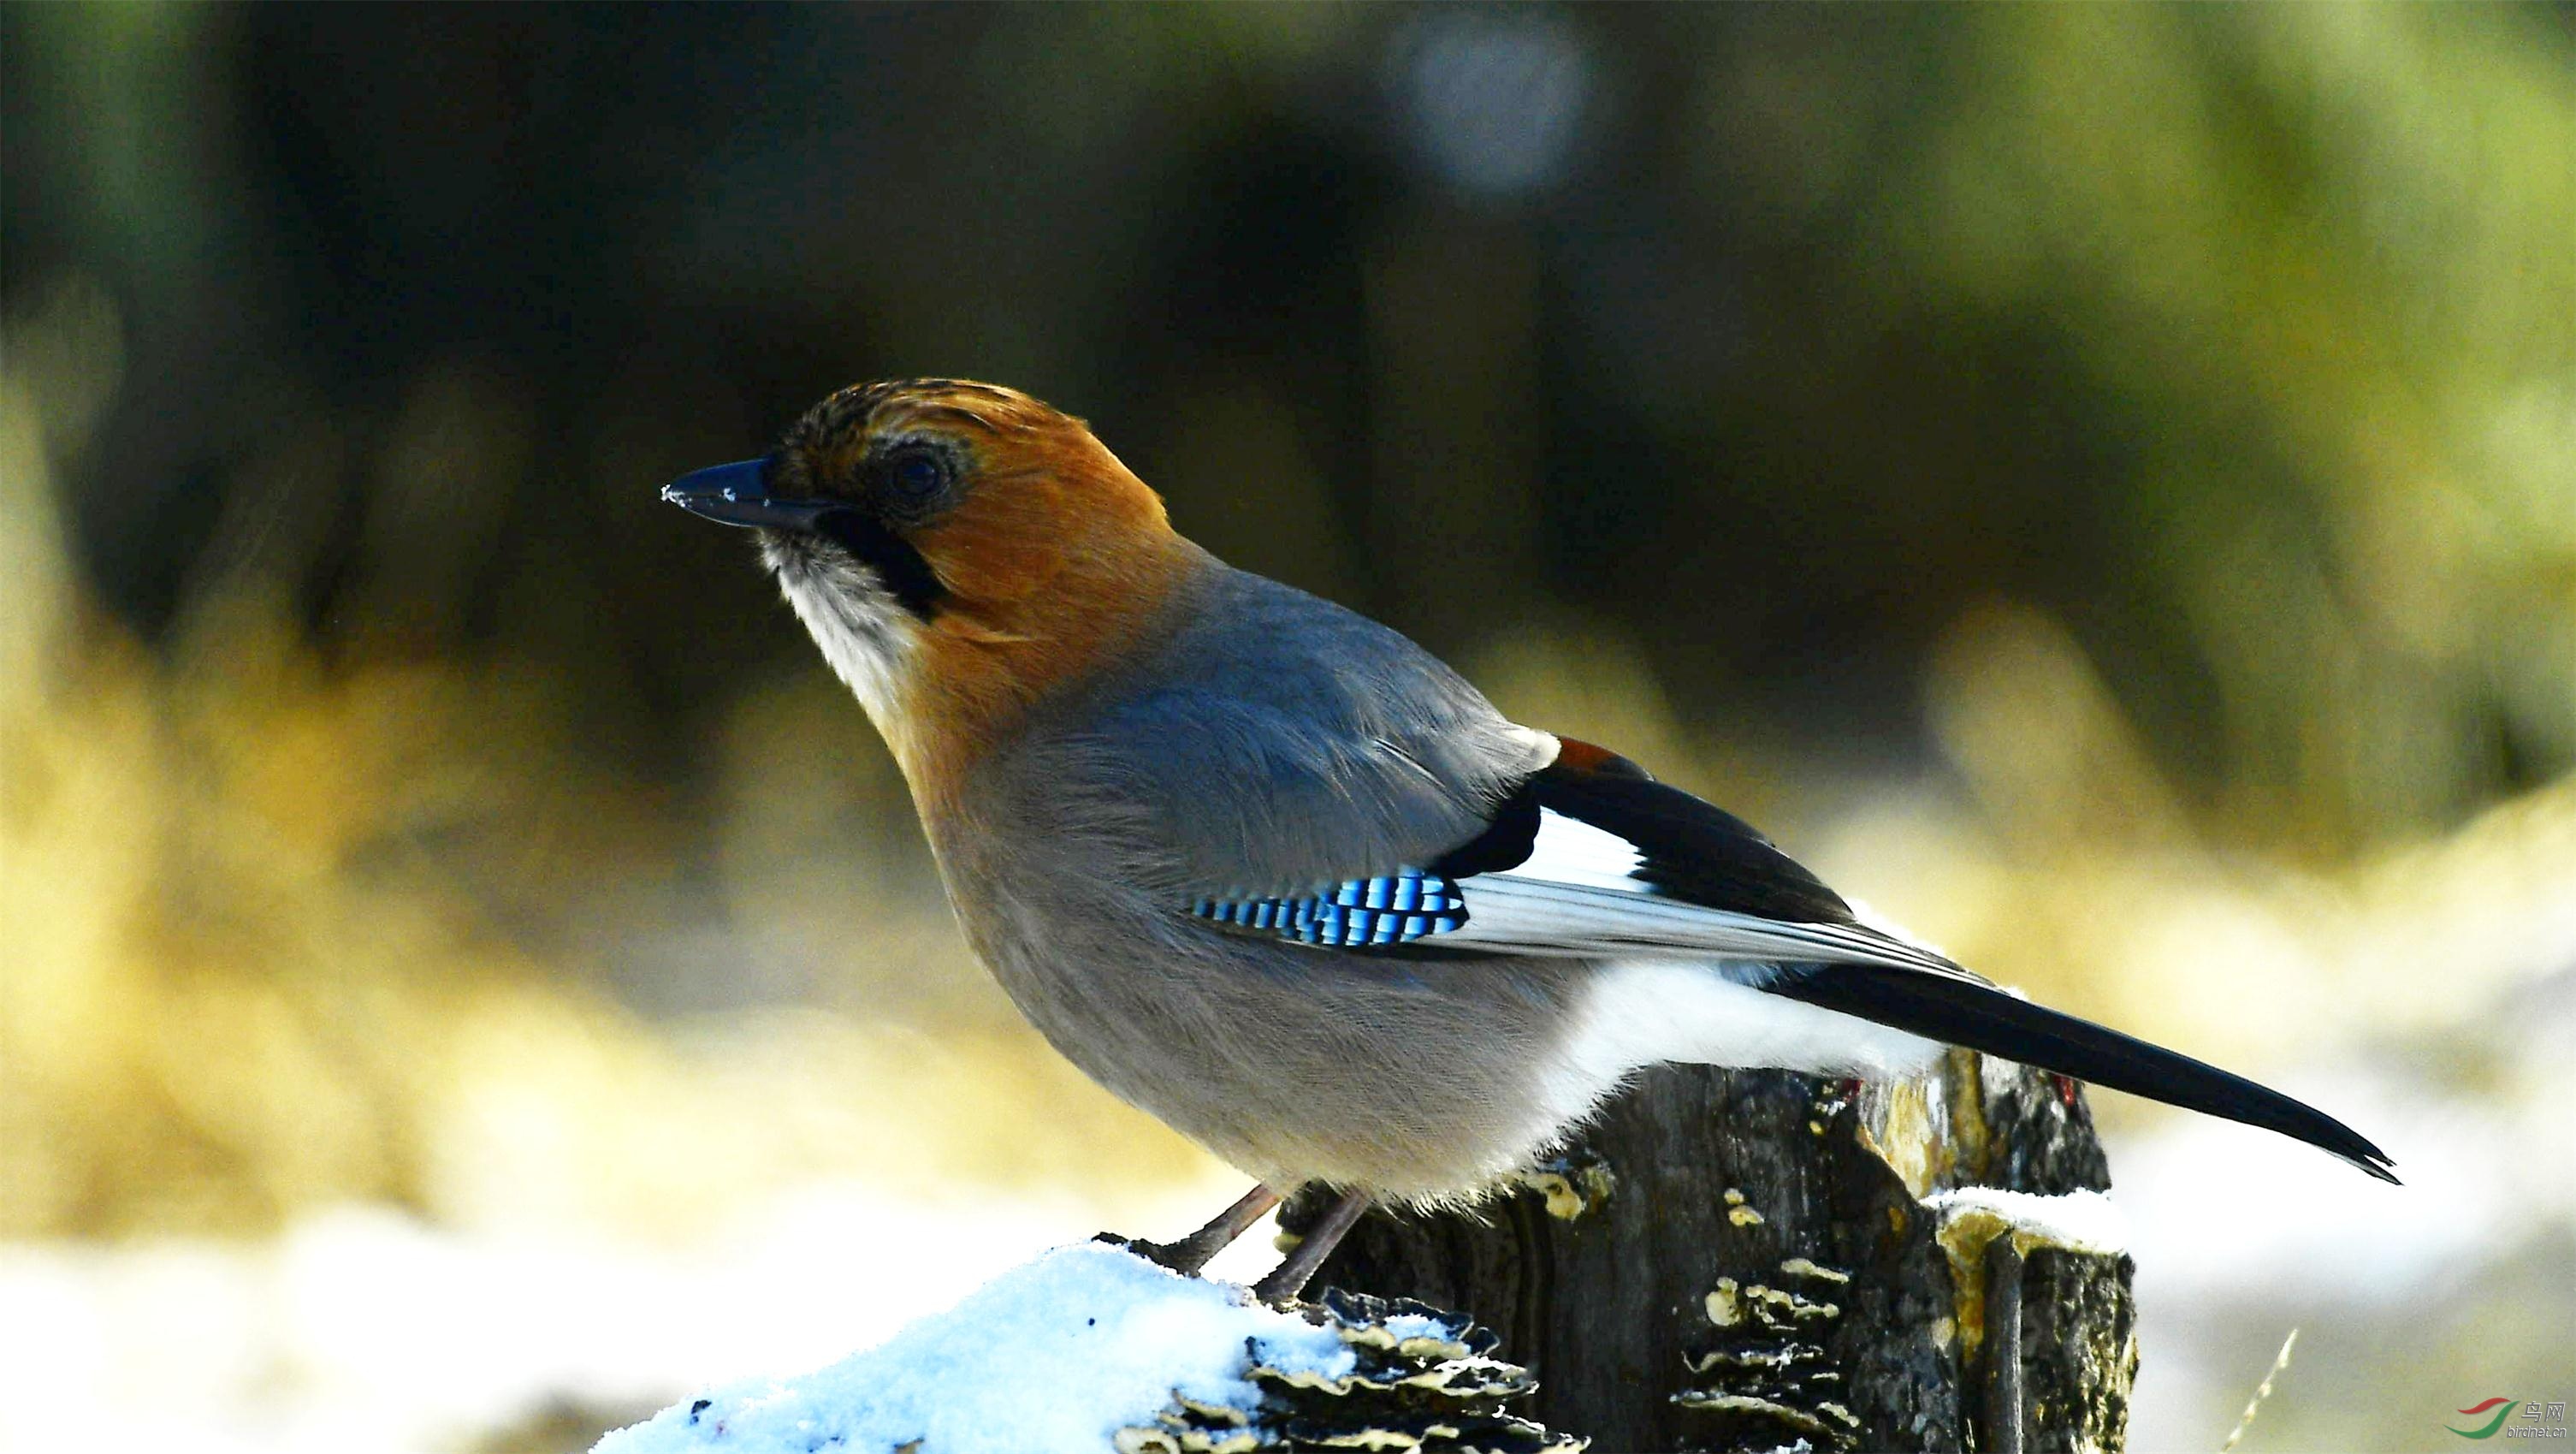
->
xmin=3 ymin=4 xmax=2570 ymax=1451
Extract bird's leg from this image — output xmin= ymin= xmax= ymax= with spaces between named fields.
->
xmin=1120 ymin=1183 xmax=1282 ymax=1276
xmin=1252 ymin=1189 xmax=1370 ymax=1303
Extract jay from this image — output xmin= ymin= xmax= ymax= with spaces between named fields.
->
xmin=664 ymin=379 xmax=2394 ymax=1301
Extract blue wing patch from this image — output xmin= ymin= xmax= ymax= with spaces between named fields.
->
xmin=1191 ymin=870 xmax=1467 ymax=948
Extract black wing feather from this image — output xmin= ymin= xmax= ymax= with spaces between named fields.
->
xmin=1768 ymin=961 xmax=2401 ymax=1182
xmin=1442 ymin=740 xmax=2400 ymax=1181
xmin=1431 ymin=745 xmax=1857 ymax=926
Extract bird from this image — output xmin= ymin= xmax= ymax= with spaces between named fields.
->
xmin=662 ymin=378 xmax=2396 ymax=1301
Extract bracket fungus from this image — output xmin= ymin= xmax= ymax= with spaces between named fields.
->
xmin=1117 ymin=1290 xmax=1580 ymax=1454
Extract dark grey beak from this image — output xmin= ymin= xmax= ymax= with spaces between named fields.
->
xmin=660 ymin=459 xmax=837 ymax=530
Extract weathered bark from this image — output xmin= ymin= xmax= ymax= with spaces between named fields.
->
xmin=1285 ymin=1052 xmax=2138 ymax=1453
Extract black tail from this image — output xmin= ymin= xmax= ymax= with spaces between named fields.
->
xmin=1768 ymin=963 xmax=2400 ymax=1183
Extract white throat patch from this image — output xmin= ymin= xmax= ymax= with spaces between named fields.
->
xmin=761 ymin=533 xmax=921 ymax=725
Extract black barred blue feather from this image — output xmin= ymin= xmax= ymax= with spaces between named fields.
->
xmin=1192 ymin=870 xmax=1466 ymax=948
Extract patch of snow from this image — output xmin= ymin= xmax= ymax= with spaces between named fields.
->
xmin=1922 ymin=1186 xmax=2129 ymax=1256
xmin=593 ymin=1243 xmax=1352 ymax=1454
xmin=0 ymin=1178 xmax=1282 ymax=1454
xmin=1379 ymin=1310 xmax=1457 ymax=1344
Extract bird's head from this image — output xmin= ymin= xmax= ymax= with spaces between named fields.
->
xmin=665 ymin=379 xmax=1194 ymax=788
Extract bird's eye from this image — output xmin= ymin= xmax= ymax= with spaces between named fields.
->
xmin=885 ymin=448 xmax=949 ymax=506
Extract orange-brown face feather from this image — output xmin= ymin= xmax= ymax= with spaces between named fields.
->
xmin=773 ymin=380 xmax=1199 ymax=800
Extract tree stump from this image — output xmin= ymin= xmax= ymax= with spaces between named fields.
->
xmin=1286 ymin=1052 xmax=2138 ymax=1452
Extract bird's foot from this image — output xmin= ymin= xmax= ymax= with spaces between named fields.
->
xmin=1093 ymin=1231 xmax=1199 ymax=1274
xmin=1100 ymin=1183 xmax=1283 ymax=1279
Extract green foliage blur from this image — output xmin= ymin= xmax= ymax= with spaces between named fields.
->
xmin=3 ymin=8 xmax=2571 ymax=1445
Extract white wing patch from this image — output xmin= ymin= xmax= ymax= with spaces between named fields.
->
xmin=1442 ymin=810 xmax=1979 ymax=982
xmin=1517 ymin=807 xmax=1647 ymax=892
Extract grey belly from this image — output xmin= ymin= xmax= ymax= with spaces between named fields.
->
xmin=959 ymin=891 xmax=1596 ymax=1203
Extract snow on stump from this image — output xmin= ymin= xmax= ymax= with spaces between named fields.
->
xmin=591 ymin=1242 xmax=1578 ymax=1454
